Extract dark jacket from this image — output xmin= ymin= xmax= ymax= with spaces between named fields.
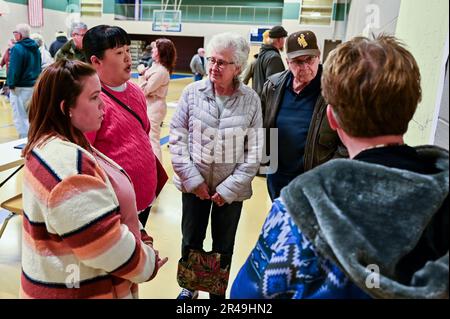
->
xmin=261 ymin=68 xmax=347 ymax=171
xmin=241 ymin=53 xmax=258 ymax=85
xmin=6 ymin=38 xmax=41 ymax=89
xmin=252 ymin=45 xmax=285 ymax=96
xmin=49 ymin=35 xmax=68 ymax=57
xmin=55 ymin=39 xmax=86 ymax=62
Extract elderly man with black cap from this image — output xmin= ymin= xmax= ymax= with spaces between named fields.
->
xmin=252 ymin=25 xmax=287 ymax=96
xmin=261 ymin=30 xmax=346 ymax=201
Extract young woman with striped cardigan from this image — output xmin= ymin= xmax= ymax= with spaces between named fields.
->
xmin=20 ymin=59 xmax=167 ymax=299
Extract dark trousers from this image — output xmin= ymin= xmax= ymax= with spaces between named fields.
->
xmin=181 ymin=192 xmax=242 ymax=298
xmin=267 ymin=172 xmax=298 ymax=202
xmin=138 ymin=206 xmax=151 ymax=226
xmin=181 ymin=192 xmax=242 ymax=260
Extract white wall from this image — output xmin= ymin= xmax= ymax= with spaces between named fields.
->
xmin=396 ymin=0 xmax=449 ymax=146
xmin=345 ymin=0 xmax=401 ymax=40
xmin=0 ymin=3 xmax=68 ymax=53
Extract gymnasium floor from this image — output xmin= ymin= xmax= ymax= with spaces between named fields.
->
xmin=0 ymin=75 xmax=273 ymax=299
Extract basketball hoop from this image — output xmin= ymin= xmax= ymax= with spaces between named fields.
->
xmin=152 ymin=10 xmax=182 ymax=32
xmin=161 ymin=22 xmax=170 ymax=32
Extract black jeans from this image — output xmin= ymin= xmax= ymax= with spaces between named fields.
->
xmin=138 ymin=206 xmax=151 ymax=227
xmin=181 ymin=192 xmax=243 ymax=271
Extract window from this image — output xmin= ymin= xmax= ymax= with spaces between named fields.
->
xmin=81 ymin=0 xmax=102 ymax=18
xmin=299 ymin=0 xmax=334 ymax=26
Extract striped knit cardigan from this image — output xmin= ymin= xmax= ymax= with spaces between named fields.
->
xmin=21 ymin=137 xmax=157 ymax=299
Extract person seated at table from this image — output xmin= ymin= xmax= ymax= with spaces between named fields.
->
xmin=20 ymin=59 xmax=168 ymax=299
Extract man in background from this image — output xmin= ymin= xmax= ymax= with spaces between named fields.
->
xmin=189 ymin=47 xmax=206 ymax=81
xmin=252 ymin=25 xmax=287 ymax=96
xmin=7 ymin=23 xmax=41 ymax=138
xmin=55 ymin=22 xmax=88 ymax=62
xmin=49 ymin=31 xmax=68 ymax=58
xmin=261 ymin=30 xmax=346 ymax=200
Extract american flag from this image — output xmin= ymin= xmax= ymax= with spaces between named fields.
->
xmin=28 ymin=0 xmax=43 ymax=27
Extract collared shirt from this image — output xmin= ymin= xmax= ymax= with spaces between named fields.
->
xmin=275 ymin=67 xmax=322 ymax=174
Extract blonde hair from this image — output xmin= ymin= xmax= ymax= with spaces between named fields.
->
xmin=262 ymin=30 xmax=270 ymax=45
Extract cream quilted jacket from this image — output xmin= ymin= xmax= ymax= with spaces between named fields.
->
xmin=169 ymin=79 xmax=263 ymax=203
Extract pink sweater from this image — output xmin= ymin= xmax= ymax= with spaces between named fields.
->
xmin=86 ymin=81 xmax=157 ymax=211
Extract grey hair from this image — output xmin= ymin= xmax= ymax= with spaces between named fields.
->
xmin=70 ymin=22 xmax=88 ymax=36
xmin=206 ymin=32 xmax=250 ymax=73
xmin=30 ymin=33 xmax=44 ymax=47
xmin=15 ymin=23 xmax=31 ymax=38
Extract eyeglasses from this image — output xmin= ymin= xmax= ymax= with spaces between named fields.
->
xmin=288 ymin=55 xmax=317 ymax=67
xmin=73 ymin=33 xmax=86 ymax=37
xmin=206 ymin=57 xmax=235 ymax=69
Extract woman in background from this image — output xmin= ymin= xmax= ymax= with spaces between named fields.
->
xmin=21 ymin=59 xmax=167 ymax=299
xmin=140 ymin=38 xmax=177 ymax=161
xmin=30 ymin=33 xmax=53 ymax=70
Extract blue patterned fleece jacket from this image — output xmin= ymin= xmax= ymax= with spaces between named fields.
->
xmin=231 ymin=146 xmax=448 ymax=299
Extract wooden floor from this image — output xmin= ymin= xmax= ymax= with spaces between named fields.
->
xmin=0 ymin=76 xmax=272 ymax=299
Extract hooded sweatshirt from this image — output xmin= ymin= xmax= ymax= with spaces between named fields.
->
xmin=231 ymin=145 xmax=448 ymax=299
xmin=282 ymin=145 xmax=449 ymax=298
xmin=6 ymin=38 xmax=41 ymax=89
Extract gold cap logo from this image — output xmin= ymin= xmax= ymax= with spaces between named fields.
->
xmin=298 ymin=34 xmax=308 ymax=48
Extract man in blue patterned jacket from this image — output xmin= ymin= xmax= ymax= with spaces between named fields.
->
xmin=231 ymin=35 xmax=449 ymax=299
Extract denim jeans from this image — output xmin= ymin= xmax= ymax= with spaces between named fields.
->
xmin=10 ymin=87 xmax=33 ymax=138
xmin=181 ymin=192 xmax=243 ymax=266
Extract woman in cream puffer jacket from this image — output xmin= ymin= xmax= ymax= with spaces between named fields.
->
xmin=170 ymin=78 xmax=263 ymax=203
xmin=169 ymin=32 xmax=263 ymax=299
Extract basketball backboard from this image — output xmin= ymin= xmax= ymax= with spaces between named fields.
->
xmin=153 ymin=10 xmax=182 ymax=32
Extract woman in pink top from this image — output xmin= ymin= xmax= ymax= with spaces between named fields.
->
xmin=140 ymin=39 xmax=177 ymax=161
xmin=83 ymin=25 xmax=167 ymax=226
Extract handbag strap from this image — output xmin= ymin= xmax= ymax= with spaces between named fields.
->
xmin=101 ymin=87 xmax=145 ymax=131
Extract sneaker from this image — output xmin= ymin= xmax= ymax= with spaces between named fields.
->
xmin=177 ymin=288 xmax=199 ymax=299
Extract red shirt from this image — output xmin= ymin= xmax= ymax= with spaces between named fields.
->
xmin=86 ymin=81 xmax=157 ymax=211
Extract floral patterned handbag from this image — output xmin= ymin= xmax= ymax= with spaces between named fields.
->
xmin=177 ymin=249 xmax=230 ymax=295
